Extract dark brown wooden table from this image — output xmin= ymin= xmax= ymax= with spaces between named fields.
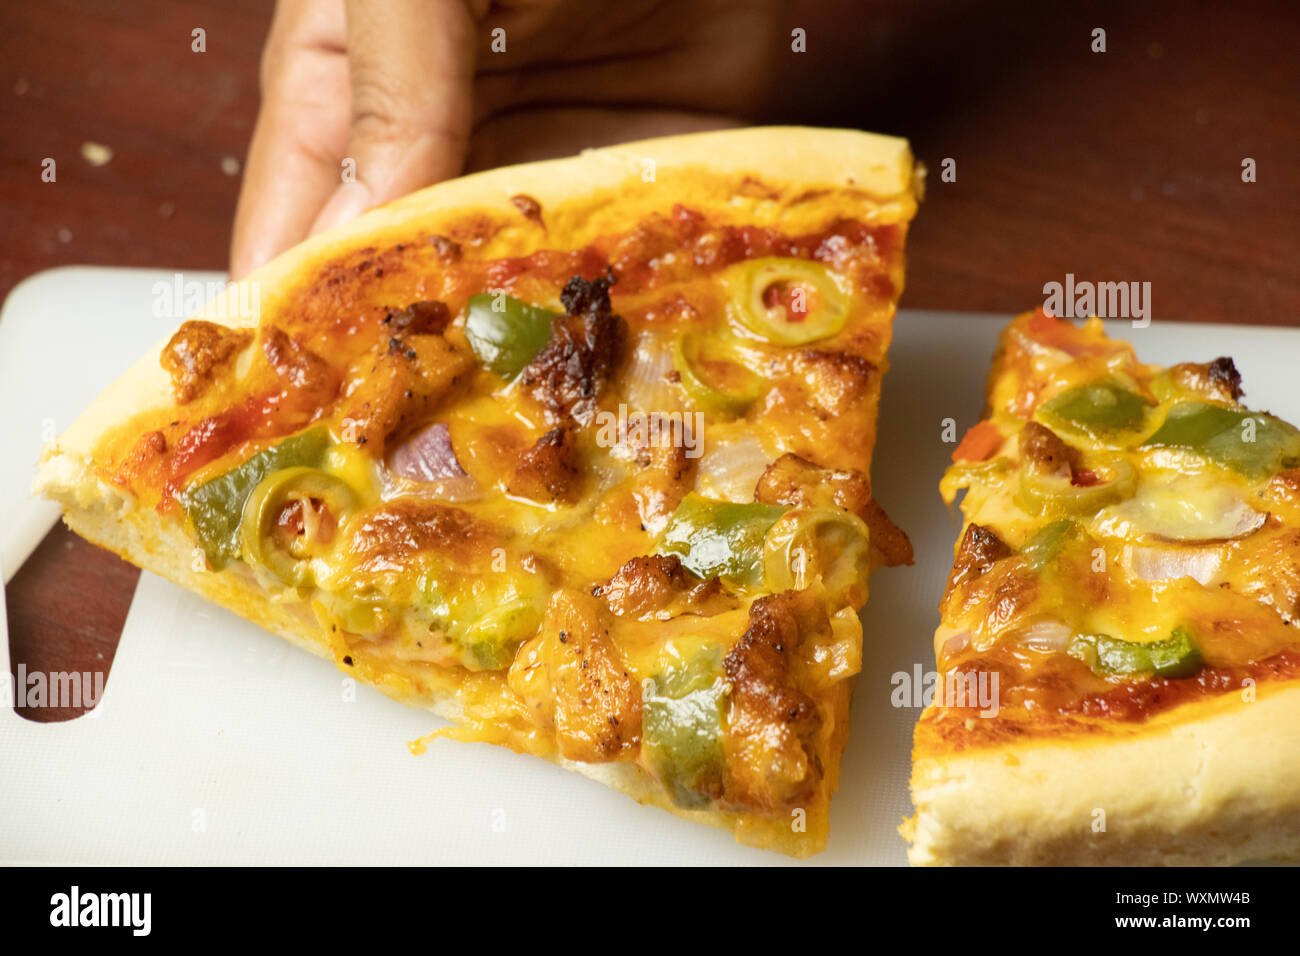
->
xmin=4 ymin=0 xmax=1298 ymax=720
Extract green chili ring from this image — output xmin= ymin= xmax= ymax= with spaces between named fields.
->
xmin=239 ymin=466 xmax=359 ymax=585
xmin=728 ymin=258 xmax=850 ymax=346
xmin=1018 ymin=455 xmax=1136 ymax=517
xmin=671 ymin=333 xmax=763 ymax=416
xmin=762 ymin=507 xmax=872 ymax=604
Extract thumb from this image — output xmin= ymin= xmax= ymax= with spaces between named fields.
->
xmin=311 ymin=0 xmax=477 ymax=236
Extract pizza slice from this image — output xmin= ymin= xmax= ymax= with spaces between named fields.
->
xmin=36 ymin=127 xmax=920 ymax=856
xmin=904 ymin=309 xmax=1300 ymax=865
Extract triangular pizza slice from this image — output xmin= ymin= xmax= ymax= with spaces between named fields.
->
xmin=905 ymin=310 xmax=1300 ymax=864
xmin=37 ymin=127 xmax=920 ymax=856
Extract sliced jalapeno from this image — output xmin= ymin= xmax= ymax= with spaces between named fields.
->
xmin=672 ymin=333 xmax=763 ymax=416
xmin=179 ymin=426 xmax=331 ymax=569
xmin=412 ymin=569 xmax=546 ymax=672
xmin=940 ymin=456 xmax=1013 ymax=505
xmin=239 ymin=466 xmax=359 ymax=585
xmin=1017 ymin=454 xmax=1136 ymax=517
xmin=461 ymin=598 xmax=544 ymax=671
xmin=762 ymin=507 xmax=872 ymax=605
xmin=726 ymin=258 xmax=850 ymax=345
xmin=333 ymin=594 xmax=387 ymax=635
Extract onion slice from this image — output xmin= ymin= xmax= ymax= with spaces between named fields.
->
xmin=385 ymin=423 xmax=482 ymax=501
xmin=389 ymin=422 xmax=467 ymax=482
xmin=1097 ymin=475 xmax=1267 ymax=543
xmin=938 ymin=630 xmax=972 ymax=659
xmin=623 ymin=329 xmax=684 ymax=416
xmin=1018 ymin=619 xmax=1073 ymax=653
xmin=695 ymin=432 xmax=770 ymax=502
xmin=1129 ymin=544 xmax=1223 ymax=586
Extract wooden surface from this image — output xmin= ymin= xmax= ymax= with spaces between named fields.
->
xmin=4 ymin=0 xmax=1298 ymax=720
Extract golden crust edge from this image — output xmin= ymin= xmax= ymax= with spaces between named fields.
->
xmin=37 ymin=125 xmax=916 ymax=470
xmin=903 ymin=685 xmax=1300 ymax=865
xmin=38 ymin=448 xmax=839 ymax=857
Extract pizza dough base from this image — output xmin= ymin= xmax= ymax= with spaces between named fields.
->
xmin=904 ymin=683 xmax=1300 ymax=865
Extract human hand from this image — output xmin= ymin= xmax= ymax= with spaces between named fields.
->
xmin=230 ymin=0 xmax=782 ymax=278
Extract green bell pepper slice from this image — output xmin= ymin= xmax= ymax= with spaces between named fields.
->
xmin=1067 ymin=627 xmax=1203 ymax=679
xmin=1038 ymin=381 xmax=1152 ymax=439
xmin=464 ymin=292 xmax=557 ymax=379
xmin=642 ymin=651 xmax=728 ymax=809
xmin=179 ymin=426 xmax=331 ymax=569
xmin=1141 ymin=401 xmax=1300 ymax=478
xmin=659 ymin=493 xmax=787 ymax=587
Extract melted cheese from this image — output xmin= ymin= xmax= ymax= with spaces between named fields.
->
xmin=108 ymin=206 xmax=913 ymax=828
xmin=937 ymin=310 xmax=1300 ymax=725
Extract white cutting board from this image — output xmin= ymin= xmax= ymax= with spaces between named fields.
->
xmin=3 ymin=267 xmax=1298 ymax=865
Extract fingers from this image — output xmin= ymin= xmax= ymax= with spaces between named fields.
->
xmin=309 ymin=0 xmax=478 ymax=237
xmin=230 ymin=0 xmax=351 ymax=279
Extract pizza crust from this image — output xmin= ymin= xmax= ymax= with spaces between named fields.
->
xmin=35 ymin=126 xmax=912 ymax=856
xmin=904 ymin=684 xmax=1300 ymax=865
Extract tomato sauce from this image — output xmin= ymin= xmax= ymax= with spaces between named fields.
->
xmin=921 ymin=646 xmax=1300 ymax=752
xmin=120 ymin=205 xmax=902 ymax=507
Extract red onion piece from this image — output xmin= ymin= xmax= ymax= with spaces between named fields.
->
xmin=388 ymin=422 xmax=468 ymax=482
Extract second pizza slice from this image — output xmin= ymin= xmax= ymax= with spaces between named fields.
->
xmin=906 ymin=310 xmax=1300 ymax=865
xmin=37 ymin=127 xmax=921 ymax=855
